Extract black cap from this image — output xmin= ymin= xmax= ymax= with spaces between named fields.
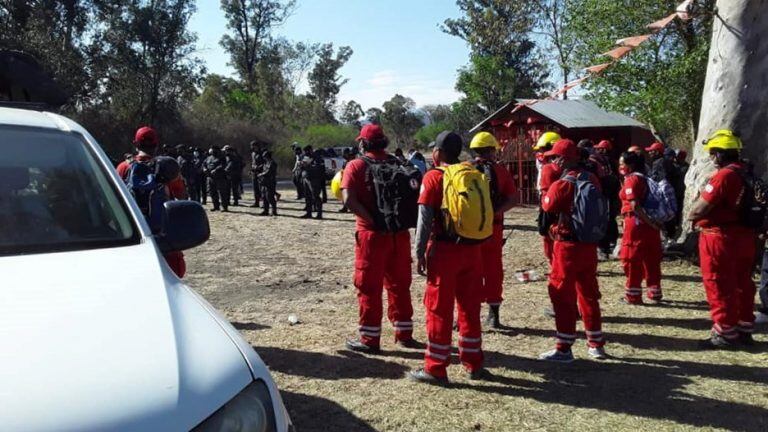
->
xmin=430 ymin=131 xmax=463 ymax=157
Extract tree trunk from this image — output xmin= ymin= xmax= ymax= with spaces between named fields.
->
xmin=682 ymin=0 xmax=768 ymax=246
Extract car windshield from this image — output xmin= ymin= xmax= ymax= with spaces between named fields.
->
xmin=0 ymin=126 xmax=139 ymax=256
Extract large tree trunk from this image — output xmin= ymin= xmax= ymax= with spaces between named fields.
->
xmin=682 ymin=0 xmax=768 ymax=246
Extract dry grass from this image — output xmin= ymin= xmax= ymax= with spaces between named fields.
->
xmin=185 ymin=185 xmax=768 ymax=432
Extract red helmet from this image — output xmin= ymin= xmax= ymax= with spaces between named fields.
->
xmin=595 ymin=140 xmax=613 ymax=151
xmin=134 ymin=126 xmax=159 ymax=147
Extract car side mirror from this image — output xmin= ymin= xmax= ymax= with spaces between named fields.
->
xmin=156 ymin=200 xmax=210 ymax=253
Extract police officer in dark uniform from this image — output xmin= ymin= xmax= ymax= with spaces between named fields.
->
xmin=301 ymin=146 xmax=325 ymax=219
xmin=258 ymin=151 xmax=278 ymax=216
xmin=204 ymin=146 xmax=230 ymax=212
xmin=250 ymin=141 xmax=264 ymax=207
xmin=176 ymin=145 xmax=199 ymax=202
xmin=291 ymin=143 xmax=304 ymax=200
xmin=192 ymin=147 xmax=206 ymax=204
xmin=224 ymin=145 xmax=243 ymax=206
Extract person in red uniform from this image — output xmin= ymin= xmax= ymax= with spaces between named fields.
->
xmin=618 ymin=151 xmax=663 ymax=304
xmin=534 ymin=132 xmax=562 ymax=267
xmin=116 ymin=126 xmax=188 ymax=278
xmin=341 ymin=124 xmax=418 ymax=353
xmin=469 ymin=132 xmax=517 ymax=328
xmin=539 ymin=139 xmax=607 ymax=362
xmin=688 ymin=129 xmax=757 ymax=348
xmin=409 ymin=131 xmax=486 ymax=384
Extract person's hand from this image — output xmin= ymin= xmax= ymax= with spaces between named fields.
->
xmin=417 ymin=256 xmax=427 ymax=276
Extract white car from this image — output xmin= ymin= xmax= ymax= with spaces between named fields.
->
xmin=0 ymin=106 xmax=293 ymax=431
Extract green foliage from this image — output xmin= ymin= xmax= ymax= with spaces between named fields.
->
xmin=380 ymin=95 xmax=425 ymax=147
xmin=565 ymin=0 xmax=714 ymax=148
xmin=288 ymin=124 xmax=357 ymax=149
xmin=308 ymin=43 xmax=353 ymax=115
xmin=444 ymin=0 xmax=550 ymax=113
xmin=415 ymin=122 xmax=451 ymax=147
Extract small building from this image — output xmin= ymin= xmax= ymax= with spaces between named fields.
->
xmin=470 ymin=99 xmax=657 ymax=204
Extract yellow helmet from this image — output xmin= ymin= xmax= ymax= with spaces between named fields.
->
xmin=534 ymin=131 xmax=561 ymax=150
xmin=470 ymin=131 xmax=500 ymax=150
xmin=703 ymin=129 xmax=742 ymax=151
xmin=330 ymin=170 xmax=344 ymax=200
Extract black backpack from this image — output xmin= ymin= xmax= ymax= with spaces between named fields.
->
xmin=727 ymin=165 xmax=768 ymax=230
xmin=362 ymin=156 xmax=422 ymax=232
xmin=476 ymin=160 xmax=500 ymax=208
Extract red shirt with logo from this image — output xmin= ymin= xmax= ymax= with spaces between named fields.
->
xmin=341 ymin=150 xmax=390 ymax=231
xmin=541 ymin=169 xmax=601 ymax=240
xmin=539 ymin=162 xmax=563 ymax=206
xmin=697 ymin=163 xmax=745 ymax=228
xmin=619 ymin=173 xmax=648 ymax=215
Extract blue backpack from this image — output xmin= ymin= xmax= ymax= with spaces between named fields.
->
xmin=632 ymin=173 xmax=677 ymax=224
xmin=562 ymin=171 xmax=609 ymax=243
xmin=126 ymin=161 xmax=167 ymax=234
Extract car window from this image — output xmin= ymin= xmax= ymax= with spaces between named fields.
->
xmin=0 ymin=126 xmax=140 ymax=256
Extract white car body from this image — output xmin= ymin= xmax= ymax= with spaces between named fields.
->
xmin=0 ymin=107 xmax=292 ymax=431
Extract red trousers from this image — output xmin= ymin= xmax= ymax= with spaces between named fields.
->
xmin=423 ymin=241 xmax=483 ymax=377
xmin=480 ymin=224 xmax=504 ymax=305
xmin=548 ymin=241 xmax=604 ymax=351
xmin=699 ymin=228 xmax=757 ymax=340
xmin=353 ymin=230 xmax=414 ymax=347
xmin=542 ymin=236 xmax=554 ymax=268
xmin=620 ymin=216 xmax=662 ymax=303
xmin=164 ymin=251 xmax=186 ymax=278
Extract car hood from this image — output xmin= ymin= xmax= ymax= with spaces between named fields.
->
xmin=0 ymin=243 xmax=253 ymax=431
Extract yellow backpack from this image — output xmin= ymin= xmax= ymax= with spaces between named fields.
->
xmin=438 ymin=162 xmax=494 ymax=243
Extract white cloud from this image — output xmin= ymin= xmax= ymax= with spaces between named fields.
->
xmin=341 ymin=70 xmax=461 ymax=109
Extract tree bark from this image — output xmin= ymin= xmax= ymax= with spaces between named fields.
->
xmin=682 ymin=0 xmax=768 ymax=245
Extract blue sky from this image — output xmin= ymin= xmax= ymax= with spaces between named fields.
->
xmin=189 ymin=0 xmax=469 ymax=109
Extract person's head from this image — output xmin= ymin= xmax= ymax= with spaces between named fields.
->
xmin=133 ymin=126 xmax=160 ymax=156
xmin=408 ymin=148 xmax=416 ymax=156
xmin=123 ymin=152 xmax=133 ymax=162
xmin=619 ymin=151 xmax=646 ymax=176
xmin=263 ymin=151 xmax=272 ymax=160
xmin=175 ymin=144 xmax=187 ymax=156
xmin=356 ymin=124 xmax=389 ymax=152
xmin=645 ymin=142 xmax=664 ymax=160
xmin=703 ymin=129 xmax=742 ymax=168
xmin=470 ymin=131 xmax=500 ymax=162
xmin=209 ymin=146 xmax=220 ymax=156
xmin=223 ymin=145 xmax=233 ymax=154
xmin=533 ymin=131 xmax=561 ymax=153
xmin=544 ymin=139 xmax=579 ymax=169
xmin=250 ymin=140 xmax=259 ymax=151
xmin=303 ymin=145 xmax=313 ymax=155
xmin=594 ymin=139 xmax=613 ymax=155
xmin=430 ymin=131 xmax=463 ymax=165
xmin=627 ymin=145 xmax=644 ymax=156
xmin=577 ymin=139 xmax=594 ymax=150
xmin=394 ymin=148 xmax=404 ymax=158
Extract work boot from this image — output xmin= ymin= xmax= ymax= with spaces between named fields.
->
xmin=233 ymin=200 xmax=239 ymax=206
xmin=538 ymin=349 xmax=575 ymax=363
xmin=396 ymin=338 xmax=424 ymax=349
xmin=345 ymin=339 xmax=381 ymax=355
xmin=258 ymin=211 xmax=269 ymax=216
xmin=698 ymin=333 xmax=735 ymax=350
xmin=407 ymin=368 xmax=448 ymax=386
xmin=210 ymin=207 xmax=219 ymax=212
xmin=271 ymin=210 xmax=278 ymax=217
xmin=485 ymin=305 xmax=501 ymax=329
xmin=315 ymin=213 xmax=323 ymax=220
xmin=275 ymin=193 xmax=281 ymax=201
xmin=300 ymin=213 xmax=312 ymax=219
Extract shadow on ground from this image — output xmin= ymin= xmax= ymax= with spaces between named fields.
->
xmin=281 ymin=391 xmax=376 ymax=432
xmin=254 ymin=346 xmax=409 ymax=380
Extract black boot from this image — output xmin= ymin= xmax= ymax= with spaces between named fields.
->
xmin=485 ymin=305 xmax=501 ymax=329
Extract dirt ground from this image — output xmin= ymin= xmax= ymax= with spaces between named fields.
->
xmin=185 ymin=185 xmax=768 ymax=432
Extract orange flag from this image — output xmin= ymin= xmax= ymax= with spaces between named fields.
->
xmin=616 ymin=34 xmax=653 ymax=47
xmin=601 ymin=46 xmax=634 ymax=60
xmin=647 ymin=13 xmax=676 ymax=31
xmin=584 ymin=62 xmax=612 ymax=74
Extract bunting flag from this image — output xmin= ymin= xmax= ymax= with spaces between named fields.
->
xmin=616 ymin=34 xmax=653 ymax=47
xmin=507 ymin=1 xmax=697 ymax=115
xmin=584 ymin=62 xmax=612 ymax=74
xmin=601 ymin=46 xmax=634 ymax=60
xmin=647 ymin=13 xmax=677 ymax=31
xmin=676 ymin=0 xmax=693 ymax=20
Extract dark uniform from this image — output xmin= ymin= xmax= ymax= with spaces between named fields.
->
xmin=205 ymin=149 xmax=230 ymax=211
xmin=192 ymin=150 xmax=206 ymax=204
xmin=251 ymin=149 xmax=264 ymax=206
xmin=226 ymin=149 xmax=244 ymax=205
xmin=292 ymin=148 xmax=304 ymax=200
xmin=178 ymin=151 xmax=200 ymax=202
xmin=259 ymin=154 xmax=278 ymax=215
xmin=302 ymin=153 xmax=325 ymax=219
xmin=650 ymin=154 xmax=683 ymax=240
